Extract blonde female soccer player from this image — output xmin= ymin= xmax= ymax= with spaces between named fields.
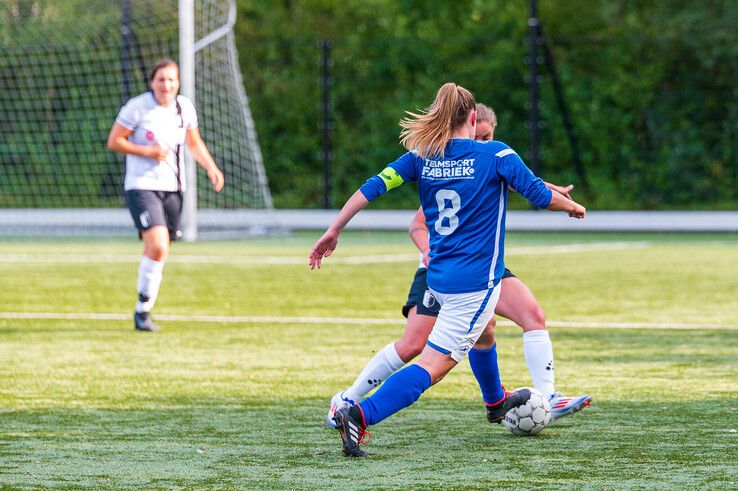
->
xmin=325 ymin=103 xmax=591 ymax=427
xmin=107 ymin=59 xmax=224 ymax=332
xmin=310 ymin=84 xmax=585 ymax=457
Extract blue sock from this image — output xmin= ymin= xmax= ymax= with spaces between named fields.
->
xmin=469 ymin=343 xmax=505 ymax=405
xmin=358 ymin=364 xmax=431 ymax=425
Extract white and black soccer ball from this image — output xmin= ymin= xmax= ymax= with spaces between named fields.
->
xmin=503 ymin=387 xmax=551 ymax=436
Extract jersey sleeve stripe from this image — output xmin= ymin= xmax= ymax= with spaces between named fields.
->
xmin=488 ymin=181 xmax=507 ymax=287
xmin=495 ymin=149 xmax=516 ymax=158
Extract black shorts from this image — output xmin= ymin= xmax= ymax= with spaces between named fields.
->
xmin=401 ymin=267 xmax=516 ymax=318
xmin=126 ymin=189 xmax=183 ymax=241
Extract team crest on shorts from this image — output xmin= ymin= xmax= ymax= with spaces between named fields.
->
xmin=139 ymin=211 xmax=151 ymax=228
xmin=422 ymin=290 xmax=436 ymax=309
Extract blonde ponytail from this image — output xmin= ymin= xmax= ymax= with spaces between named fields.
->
xmin=399 ymin=83 xmax=476 ymax=159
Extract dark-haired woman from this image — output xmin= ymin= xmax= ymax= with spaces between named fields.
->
xmin=107 ymin=59 xmax=224 ymax=332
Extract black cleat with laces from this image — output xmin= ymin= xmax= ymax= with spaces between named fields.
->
xmin=486 ymin=388 xmax=532 ymax=424
xmin=333 ymin=405 xmax=370 ymax=457
xmin=134 ymin=311 xmax=160 ymax=332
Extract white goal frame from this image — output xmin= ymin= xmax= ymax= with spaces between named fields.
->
xmin=180 ymin=0 xmax=198 ymax=241
xmin=0 ymin=0 xmax=274 ymax=240
xmin=179 ymin=0 xmax=274 ymax=241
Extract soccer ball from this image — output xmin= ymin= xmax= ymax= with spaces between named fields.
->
xmin=503 ymin=387 xmax=551 ymax=436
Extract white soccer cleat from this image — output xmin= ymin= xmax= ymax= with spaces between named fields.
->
xmin=326 ymin=391 xmax=354 ymax=428
xmin=549 ymin=392 xmax=592 ymax=421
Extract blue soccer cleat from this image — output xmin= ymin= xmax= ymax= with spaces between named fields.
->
xmin=549 ymin=392 xmax=592 ymax=421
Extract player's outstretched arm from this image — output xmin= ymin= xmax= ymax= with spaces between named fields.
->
xmin=309 ymin=190 xmax=370 ymax=269
xmin=546 ymin=189 xmax=586 ymax=219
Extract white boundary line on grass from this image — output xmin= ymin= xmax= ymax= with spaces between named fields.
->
xmin=0 ymin=241 xmax=650 ymax=265
xmin=1 ymin=312 xmax=736 ymax=330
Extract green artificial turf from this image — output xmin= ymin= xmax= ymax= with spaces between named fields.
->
xmin=1 ymin=232 xmax=736 ymax=489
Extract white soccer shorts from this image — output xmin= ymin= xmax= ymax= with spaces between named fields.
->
xmin=427 ymin=283 xmax=501 ymax=362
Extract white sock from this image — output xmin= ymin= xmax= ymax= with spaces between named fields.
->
xmin=523 ymin=330 xmax=556 ymax=399
xmin=343 ymin=343 xmax=406 ymax=403
xmin=135 ymin=256 xmax=165 ymax=313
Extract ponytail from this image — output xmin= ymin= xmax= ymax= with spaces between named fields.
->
xmin=399 ymin=83 xmax=476 ymax=158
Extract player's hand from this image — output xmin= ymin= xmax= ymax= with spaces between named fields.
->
xmin=309 ymin=230 xmax=339 ymax=269
xmin=208 ymin=166 xmax=225 ymax=192
xmin=422 ymin=250 xmax=431 ymax=268
xmin=147 ymin=144 xmax=169 ymax=162
xmin=546 ymin=183 xmax=574 ymax=200
xmin=569 ymin=203 xmax=586 ymax=219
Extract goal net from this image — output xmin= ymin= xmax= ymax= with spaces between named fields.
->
xmin=0 ymin=0 xmax=274 ymax=238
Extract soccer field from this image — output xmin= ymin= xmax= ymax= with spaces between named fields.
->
xmin=1 ymin=232 xmax=737 ymax=489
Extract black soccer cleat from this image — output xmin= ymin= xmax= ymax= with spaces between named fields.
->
xmin=486 ymin=388 xmax=532 ymax=424
xmin=333 ymin=405 xmax=370 ymax=457
xmin=134 ymin=311 xmax=160 ymax=332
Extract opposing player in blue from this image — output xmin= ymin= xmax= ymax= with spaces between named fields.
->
xmin=309 ymin=83 xmax=586 ymax=457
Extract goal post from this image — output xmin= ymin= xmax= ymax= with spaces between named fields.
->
xmin=0 ymin=0 xmax=274 ymax=239
xmin=179 ymin=0 xmax=197 ymax=241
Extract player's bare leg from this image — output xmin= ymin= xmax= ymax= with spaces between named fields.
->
xmin=496 ymin=276 xmax=591 ymax=419
xmin=326 ymin=307 xmax=435 ymax=427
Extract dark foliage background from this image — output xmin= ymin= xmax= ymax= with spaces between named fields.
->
xmin=1 ymin=1 xmax=735 ymax=210
xmin=235 ymin=0 xmax=738 ymax=210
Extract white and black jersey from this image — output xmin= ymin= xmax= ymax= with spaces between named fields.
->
xmin=116 ymin=92 xmax=198 ymax=192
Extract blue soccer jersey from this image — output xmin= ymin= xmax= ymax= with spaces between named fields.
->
xmin=360 ymin=139 xmax=552 ymax=294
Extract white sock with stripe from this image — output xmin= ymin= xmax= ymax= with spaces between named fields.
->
xmin=343 ymin=342 xmax=406 ymax=403
xmin=523 ymin=329 xmax=556 ymax=399
xmin=135 ymin=256 xmax=164 ymax=313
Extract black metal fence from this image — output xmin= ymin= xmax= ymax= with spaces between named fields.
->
xmin=238 ymin=23 xmax=737 ymax=211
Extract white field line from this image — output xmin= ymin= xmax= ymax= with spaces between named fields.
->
xmin=506 ymin=241 xmax=650 ymax=255
xmin=0 ymin=241 xmax=650 ymax=265
xmin=0 ymin=312 xmax=736 ymax=330
xmin=0 ymin=253 xmax=415 ymax=265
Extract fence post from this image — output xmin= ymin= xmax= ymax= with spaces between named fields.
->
xmin=120 ymin=0 xmax=133 ymax=102
xmin=527 ymin=0 xmax=542 ymax=176
xmin=319 ymin=39 xmax=334 ymax=209
xmin=539 ymin=24 xmax=589 ymax=191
